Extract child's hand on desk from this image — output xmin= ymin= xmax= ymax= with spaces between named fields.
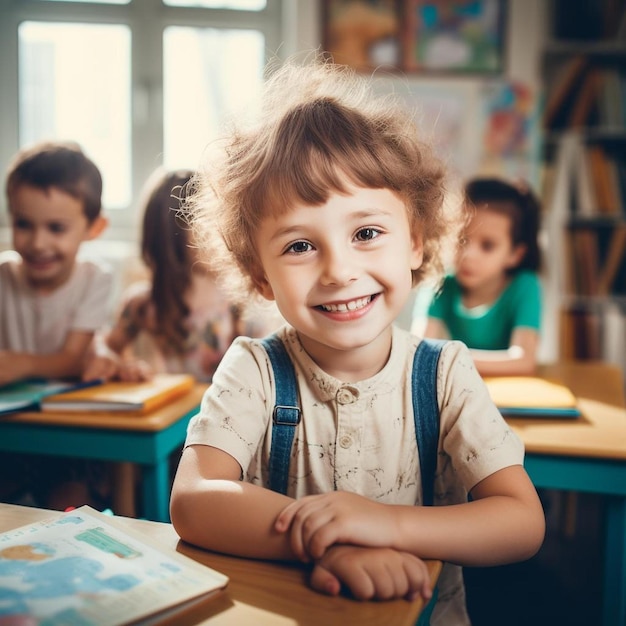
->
xmin=310 ymin=544 xmax=432 ymax=602
xmin=275 ymin=491 xmax=396 ymax=561
xmin=82 ymin=353 xmax=153 ymax=382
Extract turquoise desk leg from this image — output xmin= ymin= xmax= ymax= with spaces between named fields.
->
xmin=603 ymin=496 xmax=626 ymax=626
xmin=142 ymin=460 xmax=171 ymax=522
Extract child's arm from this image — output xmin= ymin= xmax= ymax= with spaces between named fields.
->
xmin=82 ymin=327 xmax=152 ymax=382
xmin=275 ymin=464 xmax=544 ymax=567
xmin=82 ymin=293 xmax=152 ymax=382
xmin=469 ymin=327 xmax=539 ymax=377
xmin=422 ymin=318 xmax=449 ymax=340
xmin=170 ymin=443 xmax=297 ymax=560
xmin=0 ymin=330 xmax=96 ymax=385
xmin=170 ymin=444 xmax=434 ymax=602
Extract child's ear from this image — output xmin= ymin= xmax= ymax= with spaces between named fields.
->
xmin=410 ymin=232 xmax=424 ymax=270
xmin=507 ymin=243 xmax=527 ymax=269
xmin=251 ymin=271 xmax=275 ymax=301
xmin=86 ymin=215 xmax=108 ymax=240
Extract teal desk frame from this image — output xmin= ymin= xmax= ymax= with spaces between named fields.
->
xmin=0 ymin=403 xmax=199 ymax=523
xmin=524 ymin=454 xmax=626 ymax=626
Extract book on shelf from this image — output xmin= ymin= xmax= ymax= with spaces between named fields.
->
xmin=483 ymin=376 xmax=581 ymax=419
xmin=0 ymin=378 xmax=102 ymax=416
xmin=567 ymin=68 xmax=601 ymax=128
xmin=40 ymin=373 xmax=195 ymax=414
xmin=573 ymin=134 xmax=599 ymax=216
xmin=569 ymin=227 xmax=601 ymax=296
xmin=598 ymin=224 xmax=626 ymax=295
xmin=560 ymin=304 xmax=603 ymax=360
xmin=543 ymin=54 xmax=589 ymax=130
xmin=0 ymin=505 xmax=229 ymax=626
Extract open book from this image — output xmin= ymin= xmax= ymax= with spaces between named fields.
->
xmin=40 ymin=373 xmax=195 ymax=414
xmin=0 ymin=505 xmax=228 ymax=625
xmin=484 ymin=376 xmax=582 ymax=418
xmin=0 ymin=378 xmax=102 ymax=416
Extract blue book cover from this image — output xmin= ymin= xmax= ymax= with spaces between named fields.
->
xmin=0 ymin=379 xmax=102 ymax=416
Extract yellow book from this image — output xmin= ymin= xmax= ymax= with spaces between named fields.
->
xmin=41 ymin=373 xmax=195 ymax=414
xmin=483 ymin=376 xmax=581 ymax=418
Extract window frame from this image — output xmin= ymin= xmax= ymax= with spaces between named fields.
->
xmin=0 ymin=0 xmax=283 ymax=241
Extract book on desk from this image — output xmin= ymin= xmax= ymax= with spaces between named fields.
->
xmin=0 ymin=378 xmax=102 ymax=416
xmin=0 ymin=505 xmax=228 ymax=625
xmin=40 ymin=373 xmax=195 ymax=414
xmin=483 ymin=376 xmax=582 ymax=418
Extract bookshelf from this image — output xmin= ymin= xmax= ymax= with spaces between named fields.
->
xmin=541 ymin=0 xmax=626 ymax=369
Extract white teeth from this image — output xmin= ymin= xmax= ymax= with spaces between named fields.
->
xmin=320 ymin=296 xmax=371 ymax=312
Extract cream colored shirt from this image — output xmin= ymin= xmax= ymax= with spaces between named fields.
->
xmin=0 ymin=250 xmax=113 ymax=354
xmin=186 ymin=324 xmax=525 ymax=625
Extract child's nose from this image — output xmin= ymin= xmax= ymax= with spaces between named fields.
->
xmin=30 ymin=228 xmax=49 ymax=250
xmin=319 ymin=247 xmax=358 ymax=286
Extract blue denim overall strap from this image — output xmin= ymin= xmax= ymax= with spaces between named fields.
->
xmin=412 ymin=338 xmax=445 ymax=507
xmin=413 ymin=338 xmax=445 ymax=626
xmin=260 ymin=334 xmax=302 ymax=495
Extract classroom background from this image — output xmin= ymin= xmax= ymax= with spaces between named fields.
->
xmin=0 ymin=1 xmax=625 ymax=625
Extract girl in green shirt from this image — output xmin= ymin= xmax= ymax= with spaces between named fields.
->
xmin=417 ymin=177 xmax=542 ymax=376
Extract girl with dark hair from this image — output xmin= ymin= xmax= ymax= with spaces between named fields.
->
xmin=83 ymin=167 xmax=275 ymax=383
xmin=418 ymin=176 xmax=543 ymax=376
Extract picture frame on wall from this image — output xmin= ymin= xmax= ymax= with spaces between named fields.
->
xmin=402 ymin=0 xmax=507 ymax=74
xmin=322 ymin=0 xmax=402 ymax=72
xmin=322 ymin=0 xmax=506 ymax=75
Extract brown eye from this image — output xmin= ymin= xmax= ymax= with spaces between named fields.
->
xmin=355 ymin=227 xmax=380 ymax=242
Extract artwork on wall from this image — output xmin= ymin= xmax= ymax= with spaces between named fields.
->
xmin=322 ymin=0 xmax=402 ymax=71
xmin=477 ymin=79 xmax=541 ymax=187
xmin=373 ymin=77 xmax=481 ymax=182
xmin=323 ymin=0 xmax=507 ymax=74
xmin=402 ymin=0 xmax=506 ymax=73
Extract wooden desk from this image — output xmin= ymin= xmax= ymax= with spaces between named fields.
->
xmin=508 ymin=361 xmax=626 ymax=626
xmin=0 ymin=385 xmax=206 ymax=523
xmin=0 ymin=503 xmax=441 ymax=626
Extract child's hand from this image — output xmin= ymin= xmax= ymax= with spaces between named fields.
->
xmin=82 ymin=354 xmax=152 ymax=382
xmin=117 ymin=359 xmax=153 ymax=382
xmin=309 ymin=544 xmax=432 ymax=602
xmin=275 ymin=491 xmax=396 ymax=561
xmin=82 ymin=354 xmax=120 ymax=382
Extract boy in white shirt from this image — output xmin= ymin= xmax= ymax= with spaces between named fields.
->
xmin=0 ymin=140 xmax=112 ymax=508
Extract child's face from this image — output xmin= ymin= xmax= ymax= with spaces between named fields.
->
xmin=9 ymin=184 xmax=104 ymax=291
xmin=455 ymin=207 xmax=524 ymax=291
xmin=254 ymin=180 xmax=423 ymax=367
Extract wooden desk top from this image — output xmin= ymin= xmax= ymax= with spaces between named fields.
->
xmin=507 ymin=361 xmax=626 ymax=461
xmin=0 ymin=384 xmax=206 ymax=432
xmin=0 ymin=503 xmax=441 ymax=626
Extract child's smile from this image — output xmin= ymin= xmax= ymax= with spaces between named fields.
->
xmin=254 ymin=178 xmax=423 ymax=379
xmin=315 ymin=293 xmax=379 ymax=318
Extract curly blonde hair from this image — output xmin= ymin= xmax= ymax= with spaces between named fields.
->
xmin=187 ymin=55 xmax=450 ymax=306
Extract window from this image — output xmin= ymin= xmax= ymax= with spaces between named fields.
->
xmin=0 ymin=0 xmax=282 ymax=238
xmin=19 ymin=21 xmax=132 ymax=209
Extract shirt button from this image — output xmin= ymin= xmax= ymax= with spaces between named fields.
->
xmin=336 ymin=386 xmax=359 ymax=404
xmin=339 ymin=435 xmax=353 ymax=449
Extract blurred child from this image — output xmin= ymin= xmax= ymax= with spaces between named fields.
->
xmin=170 ymin=57 xmax=545 ymax=624
xmin=415 ymin=177 xmax=542 ymax=377
xmin=83 ymin=167 xmax=277 ymax=384
xmin=0 ymin=140 xmax=112 ymax=509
